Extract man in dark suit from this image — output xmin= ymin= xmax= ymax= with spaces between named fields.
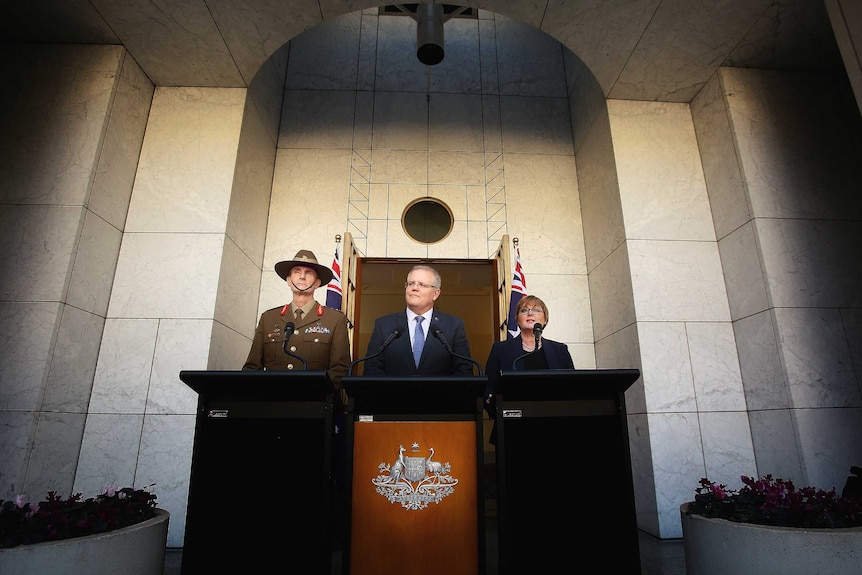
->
xmin=363 ymin=264 xmax=474 ymax=376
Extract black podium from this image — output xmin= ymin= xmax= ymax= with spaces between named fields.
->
xmin=494 ymin=368 xmax=641 ymax=573
xmin=341 ymin=375 xmax=486 ymax=575
xmin=179 ymin=370 xmax=335 ymax=574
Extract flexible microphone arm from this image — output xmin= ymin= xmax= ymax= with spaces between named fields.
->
xmin=511 ymin=323 xmax=543 ymax=370
xmin=429 ymin=322 xmax=484 ymax=376
xmin=281 ymin=321 xmax=308 ymax=370
xmin=348 ymin=328 xmax=403 ymax=375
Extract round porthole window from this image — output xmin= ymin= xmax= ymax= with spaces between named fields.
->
xmin=402 ymin=199 xmax=453 ymax=244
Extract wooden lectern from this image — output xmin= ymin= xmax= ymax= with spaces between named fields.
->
xmin=342 ymin=375 xmax=486 ymax=575
xmin=494 ymin=368 xmax=641 ymax=574
xmin=179 ymin=370 xmax=335 ymax=574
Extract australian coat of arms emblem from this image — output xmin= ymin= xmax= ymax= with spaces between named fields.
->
xmin=373 ymin=442 xmax=458 ymax=510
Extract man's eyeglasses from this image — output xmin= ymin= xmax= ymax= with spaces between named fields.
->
xmin=405 ymin=281 xmax=438 ymax=290
xmin=518 ymin=307 xmax=544 ymax=315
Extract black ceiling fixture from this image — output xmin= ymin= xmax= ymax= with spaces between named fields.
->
xmin=383 ymin=4 xmax=474 ymax=65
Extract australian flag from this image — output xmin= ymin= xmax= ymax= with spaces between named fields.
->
xmin=507 ymin=245 xmax=527 ymax=339
xmin=325 ymin=241 xmax=343 ymax=310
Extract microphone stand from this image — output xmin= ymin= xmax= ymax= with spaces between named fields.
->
xmin=348 ymin=328 xmax=403 ymax=375
xmin=430 ymin=324 xmax=484 ymax=376
xmin=281 ymin=321 xmax=308 ymax=370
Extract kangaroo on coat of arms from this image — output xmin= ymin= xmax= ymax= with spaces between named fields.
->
xmin=373 ymin=443 xmax=457 ymax=510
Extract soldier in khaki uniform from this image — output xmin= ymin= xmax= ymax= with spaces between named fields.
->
xmin=242 ymin=249 xmax=351 ymax=393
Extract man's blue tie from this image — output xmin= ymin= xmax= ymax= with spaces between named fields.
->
xmin=413 ymin=316 xmax=425 ymax=368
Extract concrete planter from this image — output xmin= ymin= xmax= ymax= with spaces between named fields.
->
xmin=0 ymin=508 xmax=169 ymax=575
xmin=680 ymin=502 xmax=862 ymax=575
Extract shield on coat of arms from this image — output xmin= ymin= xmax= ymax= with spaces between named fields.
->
xmin=404 ymin=456 xmax=427 ymax=482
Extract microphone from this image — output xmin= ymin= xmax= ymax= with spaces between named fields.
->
xmin=511 ymin=323 xmax=544 ymax=370
xmin=348 ymin=328 xmax=403 ymax=375
xmin=281 ymin=321 xmax=308 ymax=370
xmin=282 ymin=321 xmax=296 ymax=354
xmin=429 ymin=322 xmax=483 ymax=376
xmin=533 ymin=322 xmax=544 ymax=343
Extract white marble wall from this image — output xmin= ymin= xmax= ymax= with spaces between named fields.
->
xmin=693 ymin=67 xmax=862 ymax=492
xmin=0 ymin=45 xmax=152 ymax=500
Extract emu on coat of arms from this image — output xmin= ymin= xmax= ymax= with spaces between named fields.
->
xmin=373 ymin=443 xmax=458 ymax=510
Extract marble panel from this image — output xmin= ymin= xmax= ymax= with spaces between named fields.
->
xmin=608 ymin=99 xmax=715 ymax=241
xmin=0 ymin=302 xmax=60 ymax=411
xmin=88 ymin=51 xmax=153 ymax=231
xmin=465 ymin=185 xmax=486 ymax=223
xmin=686 ymin=322 xmax=746 ymax=412
xmin=353 ymin=92 xmax=375 ymax=149
xmin=428 ymin=151 xmax=484 ymax=185
xmin=136 ymin=412 xmax=197 ymax=547
xmin=107 ymin=233 xmax=224 ymax=319
xmin=373 ymin=16 xmax=429 ymax=93
xmin=425 ymin=18 xmax=482 ymax=94
xmin=225 ymin=99 xmax=277 ymax=269
xmin=367 ymin=182 xmax=390 ymax=220
xmin=699 ymin=411 xmax=757 ymax=487
xmin=125 ymin=87 xmax=245 ymax=233
xmin=609 ymin=0 xmax=769 ymax=102
xmin=429 ymin=94 xmax=484 ymax=152
xmin=215 ymin=239 xmax=262 ymax=337
xmin=356 ymin=11 xmax=379 ymax=92
xmin=500 ymin=95 xmax=574 ymax=155
xmin=757 ymin=218 xmax=862 ymax=309
xmin=365 ymin=219 xmax=388 ymax=257
xmin=25 ymin=412 xmax=86 ymax=500
xmin=589 ymin=244 xmax=636 ymax=342
xmin=89 ymin=0 xmax=244 ymax=87
xmin=67 ymin=210 xmax=122 ymax=316
xmin=265 ymin=148 xmax=352 ymax=269
xmin=576 ymin=110 xmax=626 ymax=274
xmin=478 ymin=19 xmax=499 ymax=96
xmin=747 ymin=408 xmax=804 ymax=480
xmin=284 ymin=12 xmax=361 ymax=91
xmin=842 ymin=308 xmax=862 ymax=395
xmin=0 ymin=412 xmax=38 ymax=500
xmin=386 ymin=225 xmax=429 ymax=259
xmin=734 ymin=310 xmax=789 ymax=411
xmin=428 ymin=185 xmax=467 ymax=219
xmin=74 ymin=413 xmax=144 ymax=498
xmin=89 ymin=319 xmax=159 ymax=413
xmin=466 ymin=220 xmax=491 ymax=259
xmin=564 ymin=50 xmax=607 ymax=155
xmin=718 ymin=221 xmax=769 ymax=321
xmin=279 ymin=90 xmax=358 ymax=149
xmin=0 ymin=205 xmax=82 ymax=302
xmin=774 ymin=307 xmax=861 ymax=408
xmin=0 ymin=45 xmax=121 ymax=206
xmin=628 ymin=239 xmax=730 ymax=322
xmin=246 ymin=42 xmax=289 ymax=147
xmin=729 ymin=68 xmax=862 ymax=221
xmin=636 ymin=322 xmax=697 ymax=413
xmin=595 ymin=323 xmax=642 ymax=405
xmin=541 ymin=0 xmax=658 ymax=97
xmin=148 ymin=319 xmax=210 ymax=415
xmin=384 ymin=184 xmax=426 ymax=220
xmin=211 ymin=320 xmax=254 ymax=371
xmin=372 ymin=92 xmax=430 ymax=150
xmin=428 ymin=221 xmax=469 ymax=259
xmin=525 ymin=273 xmax=592 ymax=345
xmin=690 ymin=71 xmax=750 ymax=241
xmin=566 ymin=343 xmax=596 ymax=370
xmin=369 ymin=150 xmax=429 ymax=185
xmin=627 ymin=412 xmax=659 ymax=535
xmin=481 ymin=95 xmax=503 ymax=152
xmin=495 ymin=14 xmax=567 ymax=98
xmin=647 ymin=411 xmax=705 ymax=538
xmin=499 ymin=154 xmax=583 ymax=274
xmin=795 ymin=407 xmax=862 ymax=492
xmin=42 ymin=306 xmax=103 ymax=412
